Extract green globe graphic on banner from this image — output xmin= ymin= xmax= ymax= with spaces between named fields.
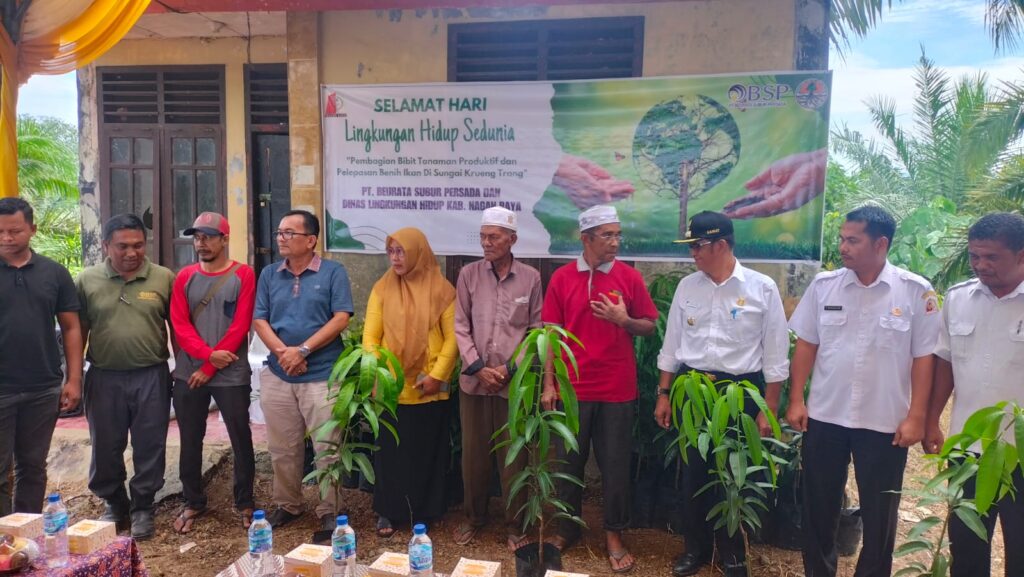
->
xmin=632 ymin=95 xmax=740 ymax=238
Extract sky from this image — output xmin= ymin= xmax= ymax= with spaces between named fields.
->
xmin=16 ymin=0 xmax=1024 ymax=144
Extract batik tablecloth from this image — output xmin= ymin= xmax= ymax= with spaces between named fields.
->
xmin=22 ymin=536 xmax=148 ymax=577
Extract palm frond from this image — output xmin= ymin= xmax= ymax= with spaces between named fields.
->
xmin=987 ymin=0 xmax=1024 ymax=53
xmin=830 ymin=0 xmax=900 ymax=54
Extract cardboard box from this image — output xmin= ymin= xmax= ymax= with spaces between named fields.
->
xmin=67 ymin=520 xmax=116 ymax=554
xmin=368 ymin=551 xmax=410 ymax=577
xmin=0 ymin=513 xmax=43 ymax=540
xmin=451 ymin=557 xmax=501 ymax=577
xmin=283 ymin=544 xmax=333 ymax=577
xmin=543 ymin=571 xmax=590 ymax=577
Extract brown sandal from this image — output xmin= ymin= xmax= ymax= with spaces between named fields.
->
xmin=173 ymin=507 xmax=208 ymax=534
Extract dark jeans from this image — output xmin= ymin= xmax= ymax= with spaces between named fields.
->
xmin=84 ymin=364 xmax=171 ymax=514
xmin=0 ymin=386 xmax=61 ymax=515
xmin=801 ymin=418 xmax=907 ymax=577
xmin=950 ymin=467 xmax=1024 ymax=577
xmin=173 ymin=380 xmax=255 ymax=511
xmin=679 ymin=368 xmax=765 ymax=565
xmin=556 ymin=400 xmax=634 ymax=541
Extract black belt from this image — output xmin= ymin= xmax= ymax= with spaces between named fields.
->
xmin=678 ymin=364 xmax=765 ymax=388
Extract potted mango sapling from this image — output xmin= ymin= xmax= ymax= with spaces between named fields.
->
xmin=495 ymin=325 xmax=586 ymax=577
xmin=668 ymin=370 xmax=786 ymax=577
xmin=304 ymin=342 xmax=403 ymax=542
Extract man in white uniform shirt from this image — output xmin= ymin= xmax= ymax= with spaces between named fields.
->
xmin=925 ymin=212 xmax=1024 ymax=577
xmin=787 ymin=205 xmax=940 ymax=577
xmin=654 ymin=211 xmax=790 ymax=577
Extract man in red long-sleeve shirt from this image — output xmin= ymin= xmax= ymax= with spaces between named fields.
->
xmin=169 ymin=212 xmax=257 ymax=534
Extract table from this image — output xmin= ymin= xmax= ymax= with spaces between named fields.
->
xmin=216 ymin=554 xmax=449 ymax=577
xmin=22 ymin=537 xmax=148 ymax=577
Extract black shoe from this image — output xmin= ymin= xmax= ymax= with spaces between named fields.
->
xmin=99 ymin=500 xmax=131 ymax=532
xmin=130 ymin=510 xmax=155 ymax=540
xmin=672 ymin=552 xmax=710 ymax=577
xmin=721 ymin=561 xmax=749 ymax=577
xmin=266 ymin=507 xmax=302 ymax=528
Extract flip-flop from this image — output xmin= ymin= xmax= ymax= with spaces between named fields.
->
xmin=453 ymin=523 xmax=478 ymax=546
xmin=608 ymin=549 xmax=636 ymax=574
xmin=376 ymin=516 xmax=396 ymax=539
xmin=173 ymin=507 xmax=208 ymax=535
xmin=507 ymin=533 xmax=530 ymax=552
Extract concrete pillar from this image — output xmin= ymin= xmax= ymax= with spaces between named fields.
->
xmin=286 ymin=12 xmax=322 ymax=220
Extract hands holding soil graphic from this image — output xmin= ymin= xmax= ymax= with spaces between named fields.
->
xmin=723 ymin=148 xmax=827 ymax=219
xmin=553 ymin=153 xmax=636 ymax=210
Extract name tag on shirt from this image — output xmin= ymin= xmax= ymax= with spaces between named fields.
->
xmin=824 ymin=305 xmax=843 ymax=311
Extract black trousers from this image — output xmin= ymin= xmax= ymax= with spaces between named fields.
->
xmin=0 ymin=386 xmax=61 ymax=515
xmin=801 ymin=418 xmax=907 ymax=577
xmin=84 ymin=364 xmax=171 ymax=513
xmin=172 ymin=380 xmax=256 ymax=511
xmin=374 ymin=400 xmax=451 ymax=523
xmin=556 ymin=400 xmax=634 ymax=541
xmin=679 ymin=368 xmax=764 ymax=565
xmin=950 ymin=467 xmax=1024 ymax=577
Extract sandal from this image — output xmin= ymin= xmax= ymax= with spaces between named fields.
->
xmin=376 ymin=516 xmax=396 ymax=539
xmin=507 ymin=533 xmax=530 ymax=552
xmin=453 ymin=523 xmax=478 ymax=546
xmin=608 ymin=549 xmax=636 ymax=574
xmin=173 ymin=507 xmax=208 ymax=535
xmin=237 ymin=508 xmax=254 ymax=530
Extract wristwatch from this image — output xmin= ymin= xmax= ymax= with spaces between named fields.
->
xmin=657 ymin=388 xmax=671 ymax=396
xmin=298 ymin=344 xmax=311 ymax=358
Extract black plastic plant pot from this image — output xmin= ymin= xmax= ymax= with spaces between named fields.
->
xmin=770 ymin=501 xmax=803 ymax=551
xmin=514 ymin=542 xmax=563 ymax=577
xmin=837 ymin=507 xmax=863 ymax=557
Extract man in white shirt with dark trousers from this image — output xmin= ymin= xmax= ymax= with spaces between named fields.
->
xmin=654 ymin=211 xmax=790 ymax=577
xmin=925 ymin=212 xmax=1024 ymax=577
xmin=787 ymin=205 xmax=940 ymax=577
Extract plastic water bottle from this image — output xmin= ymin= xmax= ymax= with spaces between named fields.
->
xmin=43 ymin=493 xmax=69 ymax=568
xmin=331 ymin=515 xmax=356 ymax=576
xmin=408 ymin=523 xmax=433 ymax=577
xmin=248 ymin=509 xmax=273 ymax=576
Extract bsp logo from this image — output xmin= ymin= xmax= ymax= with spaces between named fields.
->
xmin=727 ymin=83 xmax=791 ymax=109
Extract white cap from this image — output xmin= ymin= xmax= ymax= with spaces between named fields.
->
xmin=481 ymin=206 xmax=517 ymax=231
xmin=578 ymin=205 xmax=619 ymax=231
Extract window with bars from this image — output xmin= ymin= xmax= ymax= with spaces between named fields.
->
xmin=99 ymin=67 xmax=224 ymax=125
xmin=97 ymin=66 xmax=226 ymax=270
xmin=448 ymin=17 xmax=644 ymax=82
xmin=246 ymin=63 xmax=289 ymax=128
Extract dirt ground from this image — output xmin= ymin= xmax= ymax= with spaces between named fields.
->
xmin=56 ymin=434 xmax=1005 ymax=577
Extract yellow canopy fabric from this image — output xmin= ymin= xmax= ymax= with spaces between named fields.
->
xmin=0 ymin=0 xmax=151 ymax=198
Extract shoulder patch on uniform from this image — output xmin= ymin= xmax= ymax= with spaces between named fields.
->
xmin=922 ymin=290 xmax=940 ymax=315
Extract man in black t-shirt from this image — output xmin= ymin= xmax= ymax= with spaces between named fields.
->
xmin=0 ymin=198 xmax=83 ymax=515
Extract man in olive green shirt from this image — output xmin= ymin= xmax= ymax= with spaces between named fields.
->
xmin=76 ymin=214 xmax=175 ymax=540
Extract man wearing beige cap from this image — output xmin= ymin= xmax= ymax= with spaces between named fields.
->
xmin=452 ymin=206 xmax=542 ymax=551
xmin=541 ymin=205 xmax=658 ymax=573
xmin=169 ymin=212 xmax=257 ymax=533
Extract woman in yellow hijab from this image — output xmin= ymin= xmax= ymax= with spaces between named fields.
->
xmin=363 ymin=227 xmax=458 ymax=538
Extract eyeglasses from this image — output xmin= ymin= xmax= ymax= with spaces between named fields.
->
xmin=690 ymin=239 xmax=716 ymax=250
xmin=275 ymin=230 xmax=314 ymax=240
xmin=589 ymin=232 xmax=624 ymax=242
xmin=386 ymin=247 xmax=406 ymax=258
